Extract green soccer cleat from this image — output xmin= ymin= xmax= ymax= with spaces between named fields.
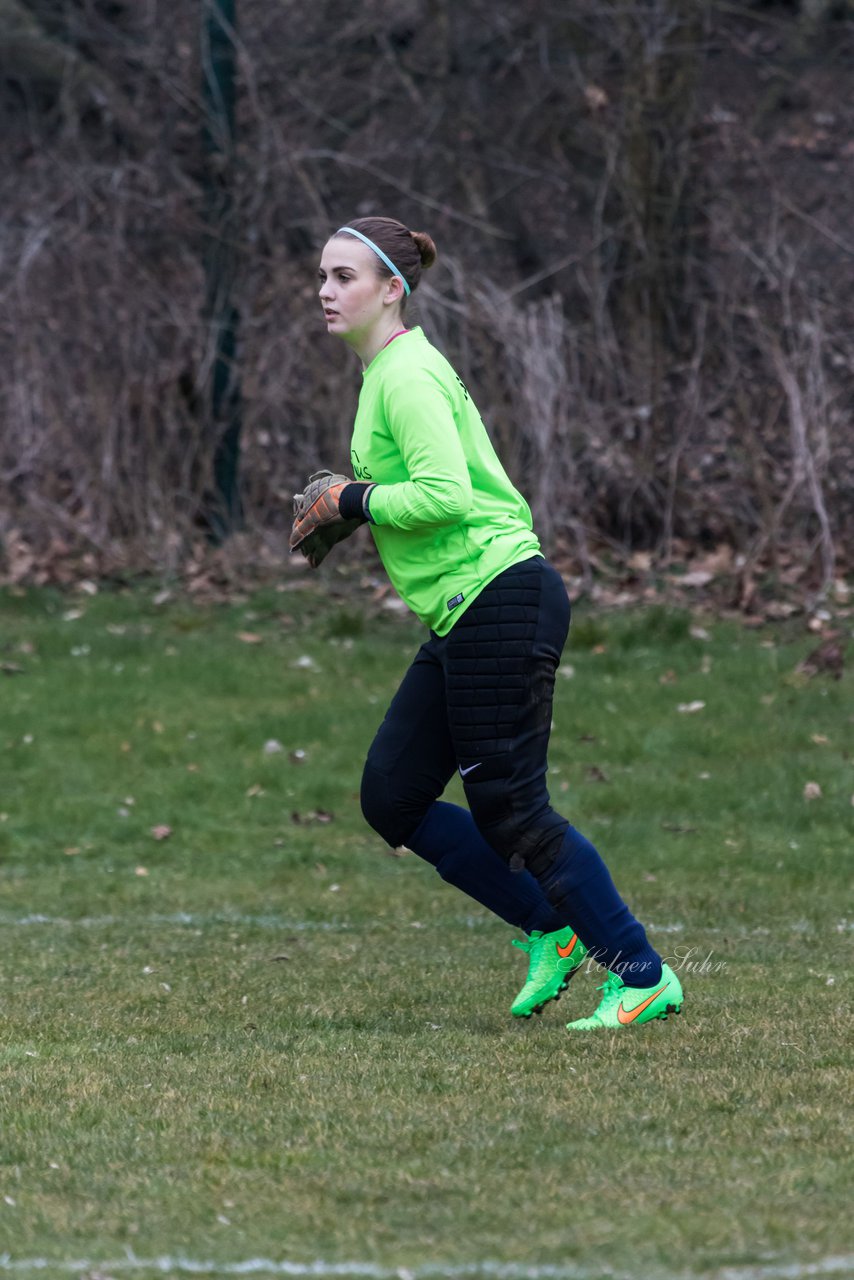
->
xmin=565 ymin=962 xmax=683 ymax=1031
xmin=511 ymin=927 xmax=588 ymax=1018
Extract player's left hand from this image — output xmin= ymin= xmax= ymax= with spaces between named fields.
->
xmin=289 ymin=470 xmax=352 ymax=554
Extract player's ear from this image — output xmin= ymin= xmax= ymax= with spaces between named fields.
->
xmin=384 ymin=276 xmax=406 ymax=306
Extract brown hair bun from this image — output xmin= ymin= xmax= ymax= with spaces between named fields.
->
xmin=411 ymin=231 xmax=437 ymax=270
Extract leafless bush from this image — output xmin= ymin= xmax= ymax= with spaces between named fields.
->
xmin=740 ymin=255 xmax=841 ymax=603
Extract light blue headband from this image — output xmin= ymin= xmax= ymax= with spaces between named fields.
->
xmin=336 ymin=226 xmax=411 ymax=296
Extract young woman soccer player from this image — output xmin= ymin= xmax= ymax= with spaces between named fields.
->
xmin=290 ymin=216 xmax=684 ymax=1030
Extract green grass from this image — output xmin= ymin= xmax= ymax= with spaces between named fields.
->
xmin=0 ymin=582 xmax=852 ymax=1279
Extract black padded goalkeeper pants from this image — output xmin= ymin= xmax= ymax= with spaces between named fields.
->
xmin=360 ymin=555 xmax=571 ymax=878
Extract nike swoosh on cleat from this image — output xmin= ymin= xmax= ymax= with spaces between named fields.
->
xmin=458 ymin=762 xmax=482 ymax=777
xmin=616 ymin=983 xmax=669 ymax=1025
xmin=556 ymin=934 xmax=580 ymax=959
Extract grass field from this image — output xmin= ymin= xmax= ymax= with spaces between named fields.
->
xmin=0 ymin=577 xmax=852 ymax=1280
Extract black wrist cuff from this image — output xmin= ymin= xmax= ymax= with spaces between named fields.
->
xmin=338 ymin=483 xmax=371 ymax=523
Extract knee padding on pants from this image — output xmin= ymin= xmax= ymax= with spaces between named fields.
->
xmin=464 ymin=769 xmax=567 ymax=872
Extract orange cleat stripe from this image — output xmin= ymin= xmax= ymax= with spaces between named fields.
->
xmin=616 ymin=984 xmax=668 ymax=1025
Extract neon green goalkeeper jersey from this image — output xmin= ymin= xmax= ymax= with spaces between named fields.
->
xmin=350 ymin=327 xmax=541 ymax=635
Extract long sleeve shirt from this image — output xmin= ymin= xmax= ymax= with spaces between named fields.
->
xmin=350 ymin=327 xmax=541 ymax=634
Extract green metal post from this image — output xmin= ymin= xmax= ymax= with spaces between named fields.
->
xmin=201 ymin=0 xmax=242 ymax=540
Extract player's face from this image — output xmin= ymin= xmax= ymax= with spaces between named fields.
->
xmin=317 ymin=239 xmax=398 ymax=342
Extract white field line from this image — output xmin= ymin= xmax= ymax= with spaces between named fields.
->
xmin=0 ymin=912 xmax=355 ymax=931
xmin=2 ymin=913 xmax=849 ymax=938
xmin=0 ymin=913 xmax=690 ymax=933
xmin=1 ymin=1253 xmax=854 ymax=1279
xmin=1 ymin=911 xmax=850 ymax=942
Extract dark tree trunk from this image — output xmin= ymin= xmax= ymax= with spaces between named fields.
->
xmin=200 ymin=0 xmax=242 ymax=541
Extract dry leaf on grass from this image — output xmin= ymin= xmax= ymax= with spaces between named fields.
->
xmin=795 ymin=635 xmax=845 ymax=680
xmin=585 ymin=765 xmax=610 ymax=783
